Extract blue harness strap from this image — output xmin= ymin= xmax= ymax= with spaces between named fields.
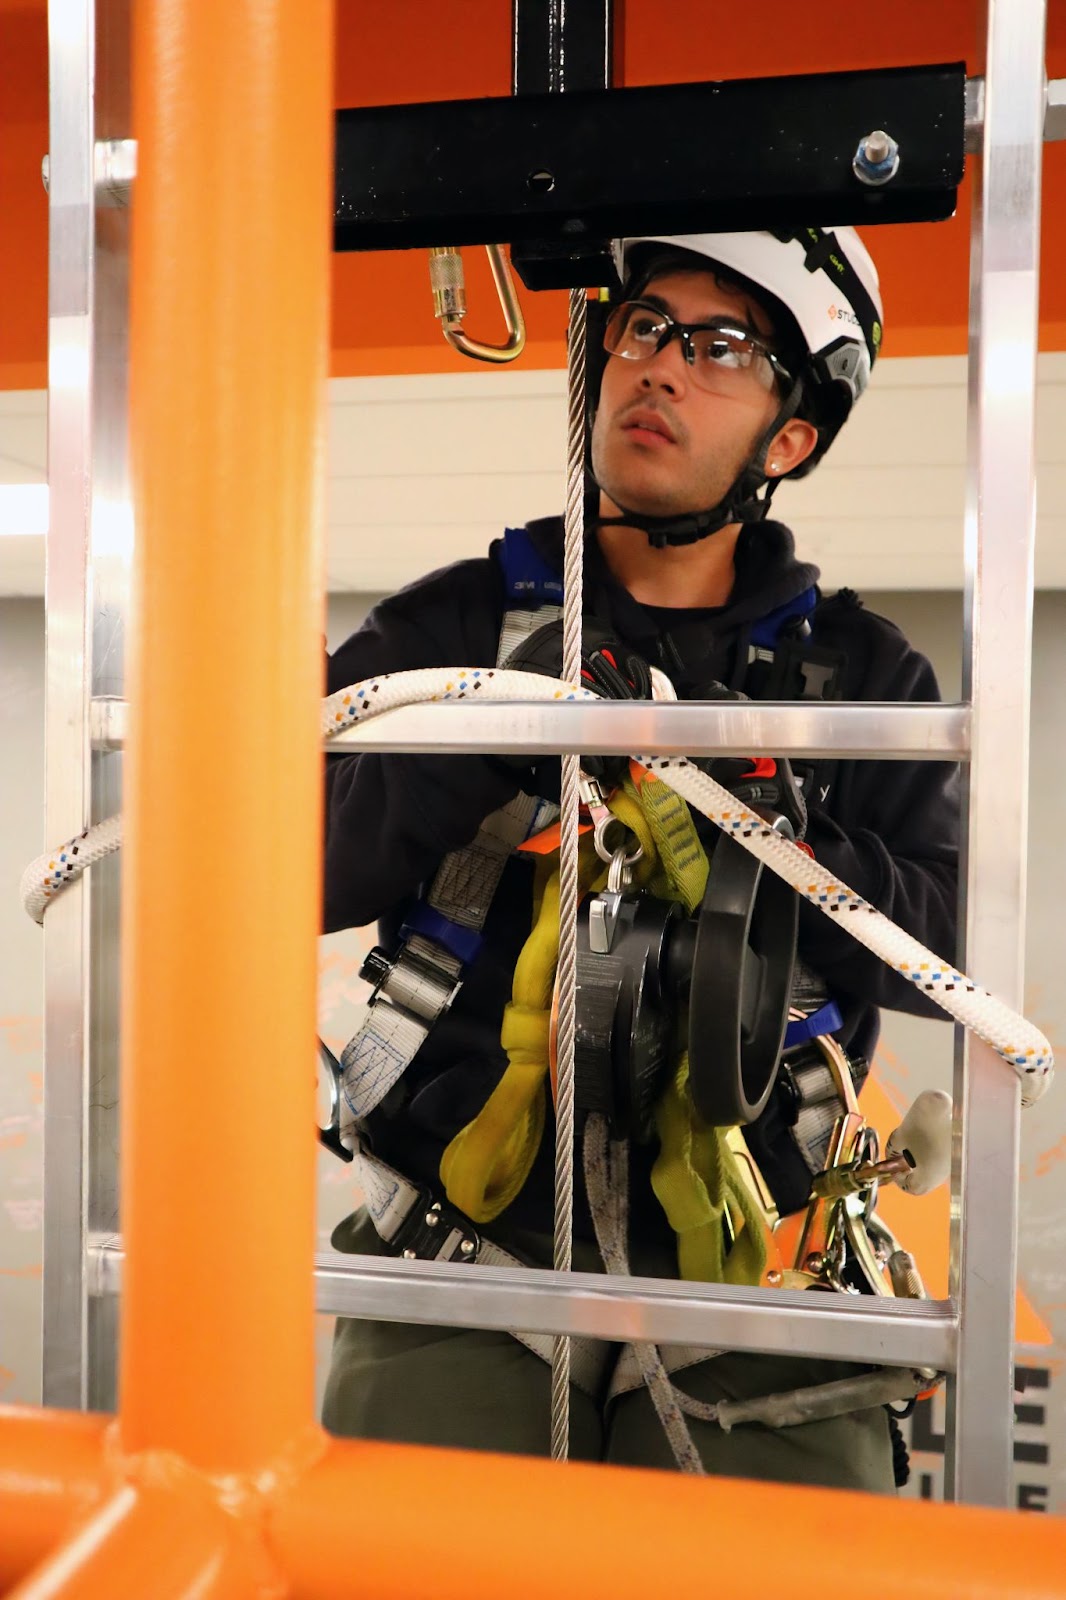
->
xmin=499 ymin=525 xmax=565 ymax=607
xmin=749 ymin=584 xmax=819 ymax=650
xmin=783 ymin=999 xmax=844 ymax=1049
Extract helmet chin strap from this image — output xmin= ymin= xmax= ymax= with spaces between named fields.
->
xmin=593 ymin=377 xmax=804 ymax=551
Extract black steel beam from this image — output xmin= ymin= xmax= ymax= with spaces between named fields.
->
xmin=334 ymin=63 xmax=965 ymax=278
xmin=511 ymin=0 xmax=614 ymax=96
xmin=510 ymin=0 xmax=616 ymax=287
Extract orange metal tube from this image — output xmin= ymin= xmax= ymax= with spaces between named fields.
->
xmin=120 ymin=0 xmax=333 ymax=1472
xmin=270 ymin=1436 xmax=1066 ymax=1600
xmin=0 ymin=1407 xmax=108 ymax=1590
xmin=6 ymin=1483 xmax=258 ymax=1600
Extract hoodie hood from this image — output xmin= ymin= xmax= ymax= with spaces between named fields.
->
xmin=523 ymin=516 xmax=821 ymax=694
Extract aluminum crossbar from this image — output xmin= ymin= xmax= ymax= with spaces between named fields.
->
xmin=87 ymin=1238 xmax=956 ymax=1373
xmin=90 ymin=695 xmax=971 ymax=761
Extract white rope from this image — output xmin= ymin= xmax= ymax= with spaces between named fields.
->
xmin=20 ymin=814 xmax=124 ymax=926
xmin=550 ymin=286 xmax=587 ymax=1462
xmin=639 ymin=753 xmax=1052 ymax=1106
xmin=21 ymin=664 xmax=1053 ymax=1103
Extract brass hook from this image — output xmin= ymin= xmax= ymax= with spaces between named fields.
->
xmin=428 ymin=245 xmax=526 ymax=364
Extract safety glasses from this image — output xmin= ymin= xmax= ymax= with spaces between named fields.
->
xmin=603 ymin=299 xmax=792 ymax=396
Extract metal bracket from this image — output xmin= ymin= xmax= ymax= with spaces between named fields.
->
xmin=966 ymin=74 xmax=1066 ymax=152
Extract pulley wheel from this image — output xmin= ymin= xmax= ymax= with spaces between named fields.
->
xmin=684 ymin=833 xmax=797 ymax=1125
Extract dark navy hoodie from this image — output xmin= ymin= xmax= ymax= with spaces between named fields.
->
xmin=324 ymin=518 xmax=959 ymax=1238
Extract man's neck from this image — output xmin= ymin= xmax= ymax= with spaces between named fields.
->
xmin=594 ymin=496 xmax=742 ymax=609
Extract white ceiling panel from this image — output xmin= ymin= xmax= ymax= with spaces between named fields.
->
xmin=3 ymin=353 xmax=1065 ymax=598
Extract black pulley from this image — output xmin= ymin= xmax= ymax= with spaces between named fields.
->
xmin=566 ymin=832 xmax=797 ymax=1140
xmin=571 ymin=893 xmax=684 ymax=1144
xmin=678 ymin=833 xmax=797 ymax=1125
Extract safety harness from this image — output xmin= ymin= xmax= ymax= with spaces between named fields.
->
xmin=333 ymin=524 xmax=840 ymax=1144
xmin=322 ymin=524 xmax=867 ymax=1393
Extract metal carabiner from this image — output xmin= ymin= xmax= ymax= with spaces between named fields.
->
xmin=594 ymin=813 xmax=643 ymax=873
xmin=589 ymin=845 xmax=635 ymax=955
xmin=428 ymin=244 xmax=526 ymax=363
xmin=317 ymin=1037 xmax=354 ymax=1163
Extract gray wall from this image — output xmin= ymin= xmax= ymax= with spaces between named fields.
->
xmin=3 ymin=589 xmax=1065 ymax=1505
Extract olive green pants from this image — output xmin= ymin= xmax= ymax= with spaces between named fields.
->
xmin=322 ymin=1209 xmax=895 ymax=1494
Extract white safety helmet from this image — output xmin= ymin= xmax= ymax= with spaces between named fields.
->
xmin=611 ymin=228 xmax=883 ymax=455
xmin=592 ymin=228 xmax=884 ymax=546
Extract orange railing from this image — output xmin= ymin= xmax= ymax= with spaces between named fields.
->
xmin=3 ymin=0 xmax=1066 ymax=1593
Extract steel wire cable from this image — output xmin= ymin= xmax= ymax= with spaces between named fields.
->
xmin=549 ymin=286 xmax=588 ymax=1462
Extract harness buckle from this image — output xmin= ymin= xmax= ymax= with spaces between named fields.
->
xmin=358 ymin=944 xmax=462 ymax=1027
xmin=386 ymin=1190 xmax=482 ymax=1265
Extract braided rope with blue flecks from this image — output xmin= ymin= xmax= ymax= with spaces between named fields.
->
xmin=640 ymin=752 xmax=1052 ymax=1103
xmin=21 ymin=665 xmax=1053 ymax=1104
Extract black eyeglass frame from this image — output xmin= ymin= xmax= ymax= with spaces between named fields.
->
xmin=603 ymin=299 xmax=794 ymax=393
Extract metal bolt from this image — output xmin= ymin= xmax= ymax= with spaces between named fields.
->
xmin=804 ymin=1252 xmax=826 ymax=1275
xmin=1047 ymin=76 xmax=1066 ymax=144
xmin=460 ymin=1238 xmax=476 ymax=1256
xmin=965 ymin=76 xmax=985 ymax=154
xmin=402 ymin=1248 xmax=416 ymax=1260
xmin=424 ymin=1210 xmax=439 ymax=1227
xmin=765 ymin=1269 xmax=783 ymax=1287
xmin=852 ymin=129 xmax=900 ymax=187
xmin=94 ymin=138 xmax=137 ymax=207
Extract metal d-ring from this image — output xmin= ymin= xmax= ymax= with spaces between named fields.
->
xmin=593 ymin=813 xmax=643 ymax=873
xmin=606 ymin=844 xmax=635 ymax=894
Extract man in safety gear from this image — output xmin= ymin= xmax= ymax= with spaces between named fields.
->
xmin=319 ymin=228 xmax=959 ymax=1492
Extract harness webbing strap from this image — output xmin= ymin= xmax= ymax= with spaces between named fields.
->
xmin=499 ymin=601 xmax=565 ymax=666
xmin=350 ymin=1142 xmax=609 ymax=1398
xmin=339 ymin=791 xmax=550 ymax=1128
xmin=338 ymin=574 xmax=561 ymax=1133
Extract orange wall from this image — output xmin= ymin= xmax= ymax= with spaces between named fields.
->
xmin=3 ymin=0 xmax=1066 ymax=389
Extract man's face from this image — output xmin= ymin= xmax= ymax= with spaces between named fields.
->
xmin=590 ymin=268 xmax=784 ymax=520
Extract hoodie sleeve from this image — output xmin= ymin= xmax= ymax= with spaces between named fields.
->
xmin=796 ymin=628 xmax=960 ymax=1019
xmin=323 ymin=559 xmax=525 ymax=933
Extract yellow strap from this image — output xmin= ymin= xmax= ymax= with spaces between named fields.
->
xmin=615 ymin=770 xmax=708 ymax=914
xmin=440 ymin=772 xmax=770 ymax=1286
xmin=440 ymin=847 xmax=603 ymax=1222
xmin=652 ymin=1057 xmax=769 ymax=1286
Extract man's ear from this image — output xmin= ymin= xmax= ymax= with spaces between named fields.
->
xmin=768 ymin=417 xmax=819 ymax=476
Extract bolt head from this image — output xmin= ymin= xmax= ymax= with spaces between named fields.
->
xmin=862 ymin=131 xmax=893 ymax=164
xmin=460 ymin=1238 xmax=476 ymax=1256
xmin=402 ymin=1248 xmax=416 ymax=1260
xmin=852 ymin=129 xmax=900 ymax=186
xmin=765 ymin=1269 xmax=783 ymax=1287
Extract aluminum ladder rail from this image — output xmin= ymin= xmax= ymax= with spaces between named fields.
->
xmin=43 ymin=0 xmax=1052 ymax=1506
